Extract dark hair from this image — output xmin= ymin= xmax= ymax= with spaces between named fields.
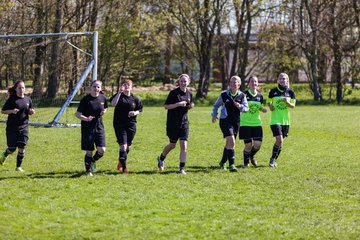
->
xmin=8 ymin=80 xmax=24 ymax=97
xmin=91 ymin=80 xmax=102 ymax=87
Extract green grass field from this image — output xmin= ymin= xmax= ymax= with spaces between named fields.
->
xmin=0 ymin=106 xmax=359 ymax=239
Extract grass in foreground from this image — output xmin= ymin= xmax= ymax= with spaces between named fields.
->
xmin=0 ymin=106 xmax=359 ymax=239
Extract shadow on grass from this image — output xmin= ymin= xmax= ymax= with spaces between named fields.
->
xmin=235 ymin=164 xmax=269 ymax=169
xmin=0 ymin=171 xmax=88 ymax=180
xmin=0 ymin=164 xmax=271 ymax=180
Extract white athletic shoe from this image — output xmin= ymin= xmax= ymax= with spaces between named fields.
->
xmin=179 ymin=169 xmax=186 ymax=175
xmin=157 ymin=157 xmax=164 ymax=171
xmin=269 ymin=158 xmax=277 ymax=168
xmin=15 ymin=167 xmax=25 ymax=172
xmin=250 ymin=157 xmax=257 ymax=167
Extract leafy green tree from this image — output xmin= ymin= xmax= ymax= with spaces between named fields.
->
xmin=98 ymin=0 xmax=165 ymax=92
xmin=160 ymin=0 xmax=227 ymax=99
xmin=228 ymin=0 xmax=263 ymax=90
xmin=326 ymin=0 xmax=359 ymax=103
xmin=297 ymin=0 xmax=325 ymax=101
xmin=47 ymin=0 xmax=64 ymax=99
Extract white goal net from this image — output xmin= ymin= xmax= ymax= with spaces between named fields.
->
xmin=0 ymin=32 xmax=98 ymax=127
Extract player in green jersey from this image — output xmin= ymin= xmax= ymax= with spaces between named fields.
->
xmin=267 ymin=73 xmax=296 ymax=167
xmin=239 ymin=76 xmax=267 ymax=167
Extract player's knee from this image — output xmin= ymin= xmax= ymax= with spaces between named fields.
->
xmin=169 ymin=143 xmax=176 ymax=150
xmin=226 ymin=142 xmax=235 ymax=149
xmin=7 ymin=147 xmax=16 ymax=154
xmin=97 ymin=147 xmax=105 ymax=154
xmin=253 ymin=142 xmax=262 ymax=150
xmin=18 ymin=148 xmax=25 ymax=154
xmin=244 ymin=142 xmax=252 ymax=151
xmin=275 ymin=137 xmax=283 ymax=146
xmin=120 ymin=144 xmax=127 ymax=152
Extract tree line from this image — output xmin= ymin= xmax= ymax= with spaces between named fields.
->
xmin=0 ymin=0 xmax=359 ymax=103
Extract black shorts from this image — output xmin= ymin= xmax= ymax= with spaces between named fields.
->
xmin=219 ymin=119 xmax=239 ymax=138
xmin=6 ymin=128 xmax=28 ymax=149
xmin=81 ymin=128 xmax=106 ymax=151
xmin=270 ymin=124 xmax=290 ymax=138
xmin=114 ymin=122 xmax=136 ymax=145
xmin=167 ymin=127 xmax=189 ymax=143
xmin=239 ymin=126 xmax=263 ymax=143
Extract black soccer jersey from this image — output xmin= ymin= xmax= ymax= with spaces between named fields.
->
xmin=77 ymin=93 xmax=108 ymax=131
xmin=2 ymin=95 xmax=33 ymax=130
xmin=220 ymin=90 xmax=247 ymax=123
xmin=110 ymin=93 xmax=143 ymax=125
xmin=165 ymin=87 xmax=193 ymax=129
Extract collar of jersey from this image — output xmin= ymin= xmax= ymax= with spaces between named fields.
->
xmin=277 ymin=85 xmax=285 ymax=92
xmin=228 ymin=89 xmax=238 ymax=97
xmin=248 ymin=89 xmax=257 ymax=97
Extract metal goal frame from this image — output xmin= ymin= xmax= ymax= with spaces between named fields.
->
xmin=0 ymin=31 xmax=98 ymax=127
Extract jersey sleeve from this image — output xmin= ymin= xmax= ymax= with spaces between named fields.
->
xmin=77 ymin=97 xmax=87 ymax=113
xmin=211 ymin=94 xmax=223 ymax=117
xmin=260 ymin=95 xmax=265 ymax=108
xmin=239 ymin=93 xmax=249 ymax=112
xmin=136 ymin=96 xmax=143 ymax=113
xmin=165 ymin=90 xmax=177 ymax=105
xmin=109 ymin=94 xmax=117 ymax=103
xmin=2 ymin=97 xmax=14 ymax=111
xmin=289 ymin=89 xmax=296 ymax=105
xmin=28 ymin=97 xmax=33 ymax=109
xmin=267 ymin=89 xmax=275 ymax=104
xmin=103 ymin=95 xmax=108 ymax=109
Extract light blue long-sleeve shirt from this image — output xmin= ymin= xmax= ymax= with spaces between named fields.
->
xmin=211 ymin=89 xmax=249 ymax=119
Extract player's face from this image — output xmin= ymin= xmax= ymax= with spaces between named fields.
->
xmin=278 ymin=75 xmax=288 ymax=87
xmin=179 ymin=76 xmax=189 ymax=89
xmin=122 ymin=83 xmax=132 ymax=92
xmin=229 ymin=78 xmax=241 ymax=92
xmin=91 ymin=81 xmax=102 ymax=96
xmin=249 ymin=77 xmax=258 ymax=89
xmin=16 ymin=82 xmax=25 ymax=97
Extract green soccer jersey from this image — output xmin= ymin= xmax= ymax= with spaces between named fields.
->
xmin=240 ymin=89 xmax=264 ymax=127
xmin=268 ymin=86 xmax=296 ymax=125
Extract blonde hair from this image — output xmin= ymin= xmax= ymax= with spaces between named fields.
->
xmin=230 ymin=75 xmax=241 ymax=84
xmin=178 ymin=74 xmax=190 ymax=82
xmin=278 ymin=73 xmax=289 ymax=87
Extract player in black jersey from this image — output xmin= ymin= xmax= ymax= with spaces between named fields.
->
xmin=157 ymin=74 xmax=195 ymax=175
xmin=211 ymin=76 xmax=249 ymax=171
xmin=1 ymin=80 xmax=35 ymax=172
xmin=76 ymin=80 xmax=108 ymax=176
xmin=110 ymin=79 xmax=143 ymax=174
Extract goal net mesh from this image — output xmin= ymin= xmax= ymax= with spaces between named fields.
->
xmin=0 ymin=32 xmax=97 ymax=127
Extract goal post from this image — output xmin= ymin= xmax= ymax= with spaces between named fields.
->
xmin=50 ymin=59 xmax=95 ymax=127
xmin=0 ymin=31 xmax=98 ymax=127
